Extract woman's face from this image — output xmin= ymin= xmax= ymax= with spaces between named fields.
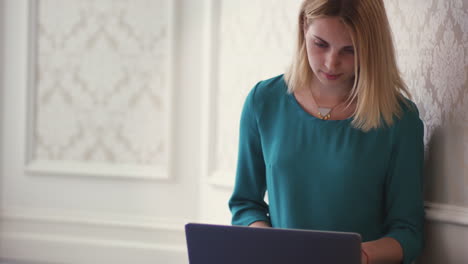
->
xmin=304 ymin=17 xmax=356 ymax=89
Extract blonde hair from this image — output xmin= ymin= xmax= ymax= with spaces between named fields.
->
xmin=284 ymin=0 xmax=412 ymax=131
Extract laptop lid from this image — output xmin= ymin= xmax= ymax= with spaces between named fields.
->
xmin=185 ymin=223 xmax=362 ymax=264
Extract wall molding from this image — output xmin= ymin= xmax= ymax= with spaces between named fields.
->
xmin=425 ymin=202 xmax=468 ymax=226
xmin=0 ymin=206 xmax=190 ymax=263
xmin=200 ymin=0 xmax=221 ymax=186
xmin=23 ymin=0 xmax=177 ymax=181
xmin=25 ymin=159 xmax=170 ymax=180
xmin=1 ymin=205 xmax=187 ymax=223
xmin=199 ymin=0 xmax=239 ymax=191
xmin=0 ymin=206 xmax=189 ymax=238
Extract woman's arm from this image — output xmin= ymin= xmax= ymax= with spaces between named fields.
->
xmin=228 ymin=83 xmax=271 ymax=226
xmin=362 ymin=237 xmax=403 ymax=264
xmin=380 ymin=103 xmax=425 ymax=264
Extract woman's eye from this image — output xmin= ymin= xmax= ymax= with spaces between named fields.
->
xmin=314 ymin=42 xmax=327 ymax=48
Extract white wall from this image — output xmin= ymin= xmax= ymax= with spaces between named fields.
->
xmin=0 ymin=0 xmax=203 ymax=263
xmin=0 ymin=0 xmax=467 ymax=264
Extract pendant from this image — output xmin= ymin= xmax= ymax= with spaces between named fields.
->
xmin=317 ymin=107 xmax=331 ymax=120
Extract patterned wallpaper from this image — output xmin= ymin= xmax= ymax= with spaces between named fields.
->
xmin=214 ymin=1 xmax=468 ymax=206
xmin=34 ymin=0 xmax=170 ymax=166
xmin=385 ymin=0 xmax=468 ymax=206
xmin=386 ymin=0 xmax=467 ymax=144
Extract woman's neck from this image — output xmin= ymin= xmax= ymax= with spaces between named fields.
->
xmin=309 ymin=78 xmax=353 ymax=107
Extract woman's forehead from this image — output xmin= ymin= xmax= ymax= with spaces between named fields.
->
xmin=307 ymin=17 xmax=354 ymax=46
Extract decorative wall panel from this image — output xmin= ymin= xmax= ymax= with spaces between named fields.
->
xmin=28 ymin=0 xmax=173 ymax=179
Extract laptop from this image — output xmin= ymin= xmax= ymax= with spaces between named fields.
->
xmin=185 ymin=223 xmax=362 ymax=264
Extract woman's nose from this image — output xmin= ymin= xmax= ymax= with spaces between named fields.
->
xmin=324 ymin=51 xmax=340 ymax=72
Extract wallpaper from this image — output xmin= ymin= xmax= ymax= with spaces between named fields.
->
xmin=214 ymin=0 xmax=468 ymax=206
xmin=34 ymin=0 xmax=170 ymax=166
xmin=385 ymin=0 xmax=468 ymax=206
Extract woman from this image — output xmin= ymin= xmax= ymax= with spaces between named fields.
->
xmin=228 ymin=0 xmax=425 ymax=264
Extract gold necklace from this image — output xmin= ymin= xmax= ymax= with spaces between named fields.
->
xmin=308 ymin=87 xmax=345 ymax=120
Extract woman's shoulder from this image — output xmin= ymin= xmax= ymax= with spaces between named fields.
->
xmin=390 ymin=97 xmax=424 ymax=135
xmin=249 ymin=74 xmax=287 ymax=103
xmin=397 ymin=97 xmax=422 ymax=122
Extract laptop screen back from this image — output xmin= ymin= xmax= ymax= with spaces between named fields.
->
xmin=185 ymin=223 xmax=362 ymax=264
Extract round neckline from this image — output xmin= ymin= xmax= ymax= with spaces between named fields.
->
xmin=282 ymin=79 xmax=354 ymax=123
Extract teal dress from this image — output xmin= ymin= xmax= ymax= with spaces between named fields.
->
xmin=228 ymin=75 xmax=425 ymax=264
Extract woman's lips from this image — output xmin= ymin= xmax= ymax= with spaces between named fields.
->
xmin=322 ymin=72 xmax=342 ymax=80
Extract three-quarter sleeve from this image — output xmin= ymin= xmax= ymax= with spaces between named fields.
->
xmin=383 ymin=105 xmax=425 ymax=264
xmin=228 ymin=83 xmax=270 ymax=226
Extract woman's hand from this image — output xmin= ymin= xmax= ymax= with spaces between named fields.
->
xmin=361 ymin=248 xmax=369 ymax=264
xmin=361 ymin=237 xmax=403 ymax=264
xmin=248 ymin=221 xmax=271 ymax=228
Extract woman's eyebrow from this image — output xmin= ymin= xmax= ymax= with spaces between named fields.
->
xmin=312 ymin=34 xmax=354 ymax=49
